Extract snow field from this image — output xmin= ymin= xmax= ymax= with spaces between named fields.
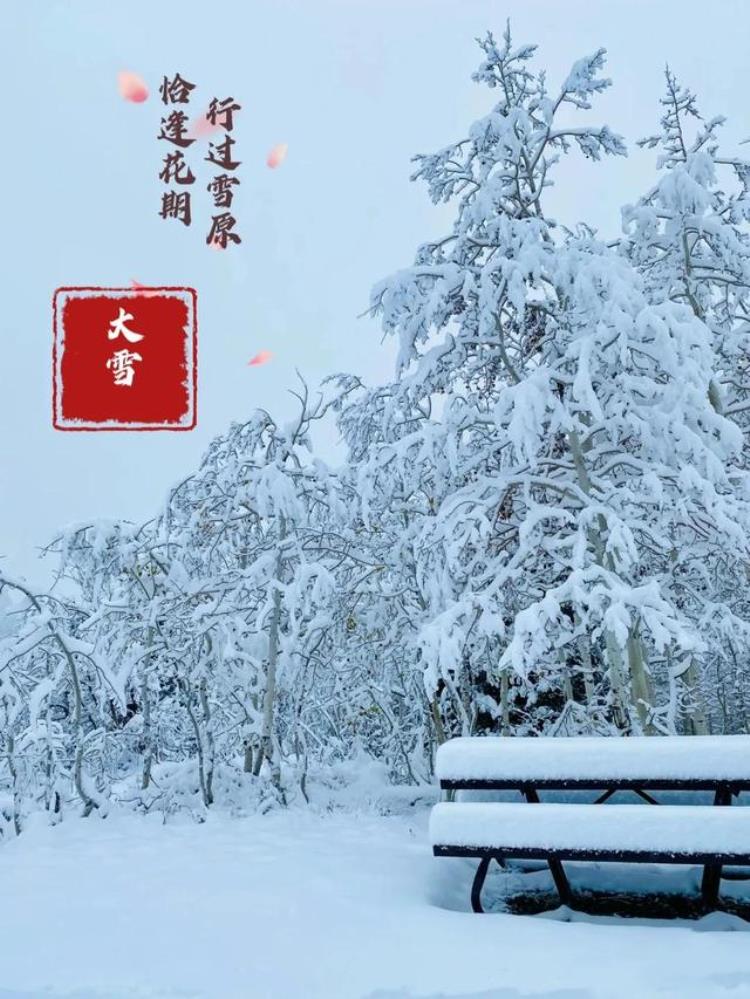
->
xmin=0 ymin=809 xmax=749 ymax=999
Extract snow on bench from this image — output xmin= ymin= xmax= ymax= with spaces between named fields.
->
xmin=430 ymin=802 xmax=750 ymax=861
xmin=437 ymin=734 xmax=750 ymax=789
xmin=431 ymin=735 xmax=750 ymax=913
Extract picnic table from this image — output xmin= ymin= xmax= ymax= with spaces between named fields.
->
xmin=430 ymin=735 xmax=750 ymax=913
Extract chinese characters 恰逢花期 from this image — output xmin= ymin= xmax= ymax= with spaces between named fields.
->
xmin=158 ymin=73 xmax=197 ymax=229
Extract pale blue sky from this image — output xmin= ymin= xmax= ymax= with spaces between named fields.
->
xmin=2 ymin=0 xmax=749 ymax=582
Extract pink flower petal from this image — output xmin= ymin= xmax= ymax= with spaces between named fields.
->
xmin=248 ymin=350 xmax=273 ymax=366
xmin=187 ymin=109 xmax=222 ymax=141
xmin=266 ymin=143 xmax=288 ymax=169
xmin=118 ymin=71 xmax=149 ymax=103
xmin=130 ymin=279 xmax=159 ymax=298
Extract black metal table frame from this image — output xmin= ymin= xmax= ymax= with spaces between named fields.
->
xmin=436 ymin=778 xmax=750 ymax=912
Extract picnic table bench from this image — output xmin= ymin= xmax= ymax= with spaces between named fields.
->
xmin=430 ymin=735 xmax=750 ymax=913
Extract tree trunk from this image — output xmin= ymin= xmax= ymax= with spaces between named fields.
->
xmin=575 ymin=625 xmax=597 ymax=708
xmin=627 ymin=628 xmax=655 ymax=734
xmin=499 ymin=672 xmax=510 ymax=735
xmin=568 ymin=430 xmax=653 ymax=731
xmin=430 ymin=694 xmax=447 ymax=746
xmin=140 ymin=635 xmax=153 ymax=790
xmin=181 ymin=679 xmax=212 ymax=808
xmin=199 ymin=678 xmax=215 ymax=805
xmin=684 ymin=658 xmax=709 ymax=735
xmin=255 ymin=517 xmax=286 ymax=788
xmin=257 ymin=581 xmax=282 ymax=784
xmin=6 ymin=733 xmax=21 ymax=836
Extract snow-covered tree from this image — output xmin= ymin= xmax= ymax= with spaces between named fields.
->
xmin=623 ymin=71 xmax=750 ymax=423
xmin=0 ymin=570 xmax=109 ymax=830
xmin=621 ymin=72 xmax=750 ymax=732
xmin=360 ymin=27 xmax=750 ymax=737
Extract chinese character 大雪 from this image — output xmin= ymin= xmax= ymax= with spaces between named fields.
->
xmin=106 ymin=348 xmax=143 ymax=387
xmin=207 ymin=173 xmax=240 ymax=208
xmin=107 ymin=308 xmax=144 ymax=343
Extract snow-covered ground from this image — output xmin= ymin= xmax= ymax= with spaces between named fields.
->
xmin=1 ymin=806 xmax=750 ymax=999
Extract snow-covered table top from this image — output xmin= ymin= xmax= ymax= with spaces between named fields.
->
xmin=436 ymin=735 xmax=750 ymax=785
xmin=430 ymin=801 xmax=750 ymax=857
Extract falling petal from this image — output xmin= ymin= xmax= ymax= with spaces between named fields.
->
xmin=248 ymin=350 xmax=273 ymax=366
xmin=187 ymin=109 xmax=222 ymax=141
xmin=266 ymin=143 xmax=288 ymax=169
xmin=118 ymin=71 xmax=149 ymax=103
xmin=130 ymin=280 xmax=159 ymax=298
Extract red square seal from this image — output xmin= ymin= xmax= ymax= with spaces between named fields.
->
xmin=53 ymin=286 xmax=197 ymax=431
